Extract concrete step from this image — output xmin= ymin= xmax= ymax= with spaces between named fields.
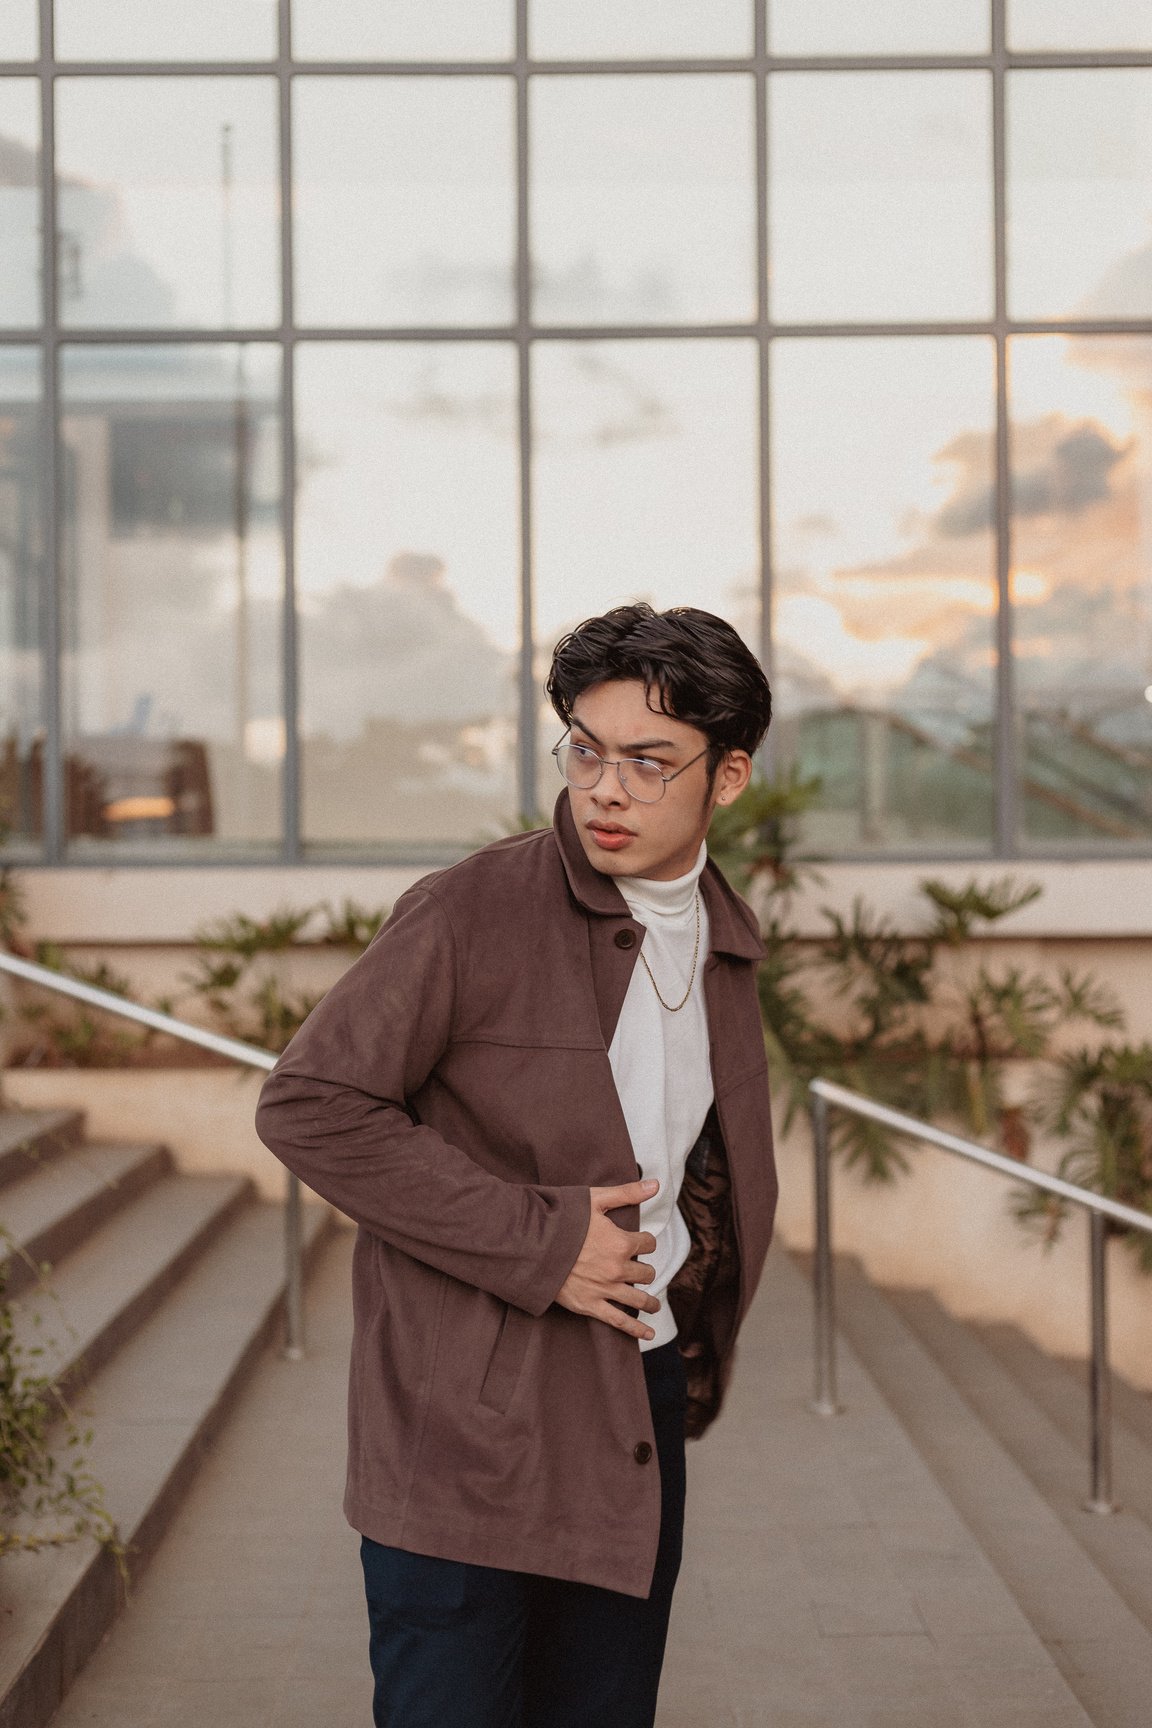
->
xmin=0 ymin=1140 xmax=171 ymax=1298
xmin=0 ymin=1196 xmax=335 ymax=1728
xmin=1109 ymin=1371 xmax=1152 ymax=1455
xmin=974 ymin=1317 xmax=1152 ymax=1527
xmin=43 ymin=1234 xmax=1091 ymax=1728
xmin=830 ymin=1255 xmax=1152 ymax=1727
xmin=887 ymin=1288 xmax=1152 ymax=1641
xmin=8 ymin=1172 xmax=252 ymax=1397
xmin=0 ymin=1108 xmax=84 ymax=1190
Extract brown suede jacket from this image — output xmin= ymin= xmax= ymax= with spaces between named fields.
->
xmin=255 ymin=792 xmax=777 ymax=1598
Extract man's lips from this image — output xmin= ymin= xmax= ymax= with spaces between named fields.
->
xmin=587 ymin=821 xmax=636 ymax=850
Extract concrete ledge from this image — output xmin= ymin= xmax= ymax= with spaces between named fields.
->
xmin=14 ymin=857 xmax=1152 ymax=942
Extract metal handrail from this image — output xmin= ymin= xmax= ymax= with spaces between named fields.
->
xmin=809 ymin=1077 xmax=1152 ymax=1516
xmin=0 ymin=950 xmax=305 ymax=1358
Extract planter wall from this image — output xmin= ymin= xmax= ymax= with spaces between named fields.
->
xmin=5 ymin=1063 xmax=1148 ymax=1393
xmin=3 ymin=1066 xmax=286 ymax=1201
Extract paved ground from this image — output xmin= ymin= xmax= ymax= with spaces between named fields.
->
xmin=50 ymin=1232 xmax=1087 ymax=1727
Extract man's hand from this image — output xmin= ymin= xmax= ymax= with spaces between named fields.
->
xmin=555 ymin=1180 xmax=661 ymax=1341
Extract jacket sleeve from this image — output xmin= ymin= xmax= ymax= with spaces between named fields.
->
xmin=254 ymin=885 xmax=590 ymax=1316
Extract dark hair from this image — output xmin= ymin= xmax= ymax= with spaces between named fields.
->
xmin=545 ymin=603 xmax=772 ymax=764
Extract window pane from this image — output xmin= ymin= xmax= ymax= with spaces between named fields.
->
xmin=531 ymin=0 xmax=752 ymax=59
xmin=291 ymin=0 xmax=513 ymax=61
xmin=0 ymin=347 xmax=42 ymax=853
xmin=54 ymin=0 xmax=278 ymax=60
xmin=294 ymin=77 xmax=515 ymax=327
xmin=1009 ymin=1 xmax=1152 ymax=51
xmin=771 ymin=0 xmax=987 ymax=53
xmin=295 ymin=342 xmax=518 ymax=850
xmin=55 ymin=78 xmax=280 ymax=329
xmin=0 ymin=2 xmax=37 ymax=59
xmin=61 ymin=346 xmax=284 ymax=856
xmin=0 ymin=80 xmax=39 ymax=328
xmin=1010 ymin=337 xmax=1152 ymax=849
xmin=771 ymin=338 xmax=997 ymax=854
xmin=770 ymin=73 xmax=993 ymax=323
xmin=533 ymin=339 xmax=759 ymax=804
xmin=1009 ymin=71 xmax=1152 ymax=322
xmin=531 ymin=76 xmax=756 ymax=325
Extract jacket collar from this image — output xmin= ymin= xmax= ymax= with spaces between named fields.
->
xmin=552 ymin=791 xmax=765 ymax=962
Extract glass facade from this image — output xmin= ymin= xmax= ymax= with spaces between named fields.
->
xmin=59 ymin=344 xmax=284 ymax=856
xmin=1 ymin=3 xmax=1150 ymax=863
xmin=294 ymin=341 xmax=518 ymax=849
xmin=772 ymin=337 xmax=998 ymax=852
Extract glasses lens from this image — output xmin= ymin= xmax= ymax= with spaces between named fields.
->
xmin=556 ymin=743 xmax=601 ymax=787
xmin=618 ymin=759 xmax=667 ymax=802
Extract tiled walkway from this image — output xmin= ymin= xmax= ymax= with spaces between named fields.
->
xmin=50 ymin=1232 xmax=1087 ymax=1727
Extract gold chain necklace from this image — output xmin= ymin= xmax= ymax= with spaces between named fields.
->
xmin=638 ymin=892 xmax=701 ymax=1013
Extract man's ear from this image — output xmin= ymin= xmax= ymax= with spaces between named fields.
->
xmin=714 ymin=750 xmax=753 ymax=807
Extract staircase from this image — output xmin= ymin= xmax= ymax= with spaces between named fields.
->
xmin=819 ymin=1254 xmax=1152 ymax=1727
xmin=5 ymin=1098 xmax=1152 ymax=1726
xmin=0 ymin=1106 xmax=333 ymax=1728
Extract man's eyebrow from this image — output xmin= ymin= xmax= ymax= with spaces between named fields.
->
xmin=569 ymin=715 xmax=679 ymax=753
xmin=568 ymin=714 xmax=604 ymax=747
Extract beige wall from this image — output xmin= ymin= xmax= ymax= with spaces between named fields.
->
xmin=10 ymin=933 xmax=1152 ymax=1050
xmin=772 ymin=1107 xmax=1152 ymax=1394
xmin=4 ymin=856 xmax=1151 ymax=1389
xmin=12 ymin=857 xmax=1152 ymax=946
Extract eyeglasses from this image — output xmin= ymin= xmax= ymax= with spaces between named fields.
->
xmin=551 ymin=736 xmax=710 ymax=804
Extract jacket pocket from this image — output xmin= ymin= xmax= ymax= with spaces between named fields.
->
xmin=478 ymin=1302 xmax=532 ymax=1415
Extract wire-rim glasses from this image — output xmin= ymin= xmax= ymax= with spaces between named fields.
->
xmin=551 ymin=736 xmax=710 ymax=804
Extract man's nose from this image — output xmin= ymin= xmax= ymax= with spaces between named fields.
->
xmin=592 ymin=761 xmax=631 ymax=804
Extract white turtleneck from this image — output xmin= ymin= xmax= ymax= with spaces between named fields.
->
xmin=609 ymin=842 xmax=713 ymax=1351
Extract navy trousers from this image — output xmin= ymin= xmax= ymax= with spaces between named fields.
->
xmin=360 ymin=1339 xmax=688 ymax=1728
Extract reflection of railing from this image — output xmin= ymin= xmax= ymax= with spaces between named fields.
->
xmin=794 ymin=704 xmax=1152 ymax=842
xmin=809 ymin=1079 xmax=1152 ymax=1515
xmin=0 ymin=950 xmax=304 ymax=1357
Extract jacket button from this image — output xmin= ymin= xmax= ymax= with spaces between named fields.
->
xmin=633 ymin=1441 xmax=653 ymax=1465
xmin=615 ymin=929 xmax=637 ymax=950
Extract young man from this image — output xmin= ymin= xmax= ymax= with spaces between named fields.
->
xmin=255 ymin=603 xmax=777 ymax=1728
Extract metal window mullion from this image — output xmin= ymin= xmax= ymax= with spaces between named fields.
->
xmin=277 ymin=1 xmax=300 ymax=864
xmin=515 ymin=0 xmax=536 ymax=825
xmin=36 ymin=0 xmax=63 ymax=864
xmin=992 ymin=0 xmax=1016 ymax=857
xmin=8 ymin=51 xmax=1152 ymax=75
xmin=25 ymin=315 xmax=1152 ymax=343
xmin=755 ymin=0 xmax=775 ymax=774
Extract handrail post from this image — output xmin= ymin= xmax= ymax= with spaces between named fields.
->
xmin=1085 ymin=1208 xmax=1116 ymax=1514
xmin=810 ymin=1088 xmax=841 ymax=1416
xmin=283 ymin=1171 xmax=305 ymax=1361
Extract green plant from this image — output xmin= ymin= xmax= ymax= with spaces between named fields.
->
xmin=707 ymin=766 xmax=822 ymax=901
xmin=8 ymin=946 xmax=163 ymax=1069
xmin=712 ymin=774 xmax=1125 ymax=1184
xmin=0 ymin=854 xmax=27 ymax=954
xmin=185 ymin=900 xmax=388 ymax=1054
xmin=317 ymin=899 xmax=387 ymax=949
xmin=1013 ymin=1044 xmax=1152 ymax=1271
xmin=0 ymin=1245 xmax=119 ymax=1560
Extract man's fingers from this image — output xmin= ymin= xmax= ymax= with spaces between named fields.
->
xmin=634 ymin=1231 xmax=658 ymax=1257
xmin=592 ymin=1179 xmax=659 ymax=1213
xmin=606 ymin=1283 xmax=660 ymax=1314
xmin=594 ymin=1300 xmax=656 ymax=1342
